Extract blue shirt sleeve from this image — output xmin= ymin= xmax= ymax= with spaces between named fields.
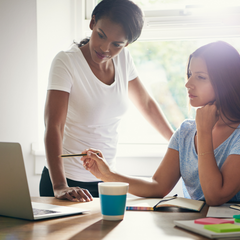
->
xmin=229 ymin=131 xmax=240 ymax=155
xmin=168 ymin=126 xmax=180 ymax=151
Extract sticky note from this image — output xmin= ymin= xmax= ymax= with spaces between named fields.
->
xmin=194 ymin=217 xmax=234 ymax=225
xmin=233 ymin=215 xmax=240 ymax=219
xmin=204 ymin=223 xmax=240 ymax=233
xmin=235 ymin=219 xmax=240 ymax=223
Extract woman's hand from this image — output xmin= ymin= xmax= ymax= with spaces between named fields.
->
xmin=196 ymin=102 xmax=219 ymax=133
xmin=81 ymin=149 xmax=112 ymax=181
xmin=54 ymin=186 xmax=93 ymax=202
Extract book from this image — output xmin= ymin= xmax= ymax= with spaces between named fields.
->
xmin=126 ymin=196 xmax=205 ymax=212
xmin=230 ymin=204 xmax=240 ymax=211
xmin=175 ymin=219 xmax=240 ymax=239
xmin=207 ymin=203 xmax=240 ymax=218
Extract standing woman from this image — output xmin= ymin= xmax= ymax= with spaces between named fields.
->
xmin=40 ymin=0 xmax=173 ymax=202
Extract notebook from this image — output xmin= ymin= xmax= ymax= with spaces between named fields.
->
xmin=174 ymin=219 xmax=240 ymax=239
xmin=0 ymin=142 xmax=88 ymax=220
xmin=126 ymin=195 xmax=205 ymax=212
xmin=207 ymin=203 xmax=240 ymax=218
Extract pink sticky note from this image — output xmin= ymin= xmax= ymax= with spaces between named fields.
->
xmin=194 ymin=217 xmax=234 ymax=225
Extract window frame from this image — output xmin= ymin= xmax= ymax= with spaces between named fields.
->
xmin=85 ymin=2 xmax=240 ymax=40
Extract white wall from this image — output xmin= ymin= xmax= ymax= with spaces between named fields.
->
xmin=0 ymin=0 xmax=83 ymax=196
xmin=37 ymin=0 xmax=83 ymax=150
xmin=0 ymin=0 xmax=39 ymax=195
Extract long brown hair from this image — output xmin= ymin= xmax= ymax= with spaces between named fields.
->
xmin=187 ymin=41 xmax=240 ymax=123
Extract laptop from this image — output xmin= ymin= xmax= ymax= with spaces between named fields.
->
xmin=0 ymin=142 xmax=88 ymax=220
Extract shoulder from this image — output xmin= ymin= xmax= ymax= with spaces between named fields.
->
xmin=51 ymin=45 xmax=82 ymax=73
xmin=53 ymin=45 xmax=80 ymax=63
xmin=169 ymin=119 xmax=195 ymax=150
xmin=176 ymin=119 xmax=196 ymax=136
xmin=180 ymin=119 xmax=196 ymax=130
xmin=115 ymin=47 xmax=132 ymax=62
xmin=227 ymin=124 xmax=240 ymax=144
xmin=229 ymin=126 xmax=240 ymax=154
xmin=173 ymin=119 xmax=196 ymax=142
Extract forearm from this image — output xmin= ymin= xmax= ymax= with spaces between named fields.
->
xmin=101 ymin=171 xmax=165 ymax=198
xmin=197 ymin=131 xmax=224 ymax=205
xmin=44 ymin=126 xmax=68 ymax=190
xmin=128 ymin=78 xmax=173 ymax=141
xmin=139 ymin=99 xmax=174 ymax=141
xmin=82 ymin=148 xmax=180 ymax=198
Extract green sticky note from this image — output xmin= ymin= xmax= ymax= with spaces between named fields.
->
xmin=204 ymin=223 xmax=240 ymax=233
xmin=235 ymin=219 xmax=240 ymax=223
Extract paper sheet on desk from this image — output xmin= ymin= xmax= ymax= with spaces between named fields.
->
xmin=207 ymin=203 xmax=240 ymax=218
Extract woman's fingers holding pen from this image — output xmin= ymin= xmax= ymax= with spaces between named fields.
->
xmin=81 ymin=149 xmax=111 ymax=181
xmin=81 ymin=148 xmax=103 ymax=157
xmin=81 ymin=148 xmax=103 ymax=170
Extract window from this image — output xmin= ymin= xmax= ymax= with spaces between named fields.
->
xmin=36 ymin=0 xmax=240 ymax=158
xmin=123 ymin=38 xmax=240 ymax=137
xmin=114 ymin=0 xmax=240 ymax=156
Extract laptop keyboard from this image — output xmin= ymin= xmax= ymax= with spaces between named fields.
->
xmin=33 ymin=208 xmax=60 ymax=216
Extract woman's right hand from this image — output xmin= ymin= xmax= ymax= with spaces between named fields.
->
xmin=81 ymin=149 xmax=112 ymax=181
xmin=54 ymin=185 xmax=93 ymax=202
xmin=196 ymin=101 xmax=219 ymax=134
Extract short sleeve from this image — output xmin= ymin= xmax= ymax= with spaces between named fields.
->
xmin=168 ymin=129 xmax=180 ymax=151
xmin=47 ymin=51 xmax=73 ymax=93
xmin=229 ymin=132 xmax=240 ymax=155
xmin=124 ymin=48 xmax=138 ymax=81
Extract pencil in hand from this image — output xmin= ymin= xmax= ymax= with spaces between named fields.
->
xmin=59 ymin=153 xmax=100 ymax=158
xmin=59 ymin=153 xmax=87 ymax=158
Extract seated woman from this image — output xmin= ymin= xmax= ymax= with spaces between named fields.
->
xmin=80 ymin=41 xmax=240 ymax=206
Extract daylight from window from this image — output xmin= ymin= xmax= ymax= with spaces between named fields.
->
xmin=116 ymin=0 xmax=240 ymax=144
xmin=120 ymin=39 xmax=240 ymax=144
xmin=132 ymin=0 xmax=240 ymax=9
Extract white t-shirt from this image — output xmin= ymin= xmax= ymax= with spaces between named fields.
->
xmin=47 ymin=45 xmax=138 ymax=181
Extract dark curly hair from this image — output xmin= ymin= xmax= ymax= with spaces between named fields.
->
xmin=78 ymin=0 xmax=144 ymax=47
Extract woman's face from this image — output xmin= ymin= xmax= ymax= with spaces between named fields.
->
xmin=88 ymin=16 xmax=128 ymax=65
xmin=185 ymin=57 xmax=216 ymax=107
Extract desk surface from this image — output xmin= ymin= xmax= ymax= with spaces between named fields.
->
xmin=0 ymin=197 xmax=210 ymax=240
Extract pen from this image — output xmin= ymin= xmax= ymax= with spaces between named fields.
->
xmin=59 ymin=154 xmax=87 ymax=158
xmin=59 ymin=153 xmax=99 ymax=158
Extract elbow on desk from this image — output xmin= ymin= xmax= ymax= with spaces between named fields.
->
xmin=204 ymin=196 xmax=228 ymax=206
xmin=205 ymin=200 xmax=222 ymax=206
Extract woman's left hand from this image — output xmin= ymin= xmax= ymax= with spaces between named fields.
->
xmin=196 ymin=102 xmax=219 ymax=133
